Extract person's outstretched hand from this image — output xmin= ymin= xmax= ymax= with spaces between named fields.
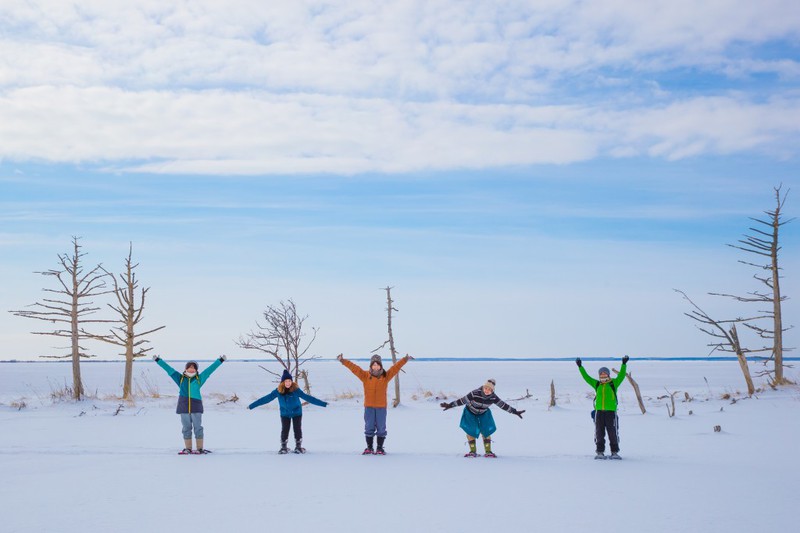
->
xmin=622 ymin=355 xmax=629 ymax=364
xmin=440 ymin=402 xmax=453 ymax=411
xmin=575 ymin=357 xmax=582 ymax=367
xmin=514 ymin=409 xmax=525 ymax=419
xmin=152 ymin=355 xmax=161 ymax=362
xmin=336 ymin=353 xmax=344 ymax=362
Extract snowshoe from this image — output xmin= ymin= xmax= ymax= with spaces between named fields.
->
xmin=595 ymin=452 xmax=607 ymax=460
xmin=362 ymin=448 xmax=374 ymax=455
xmin=464 ymin=451 xmax=478 ymax=458
xmin=374 ymin=448 xmax=386 ymax=455
xmin=279 ymin=447 xmax=290 ymax=455
xmin=294 ymin=446 xmax=306 ymax=454
xmin=178 ymin=448 xmax=193 ymax=455
xmin=193 ymin=449 xmax=212 ymax=455
xmin=609 ymin=452 xmax=621 ymax=460
xmin=484 ymin=452 xmax=497 ymax=458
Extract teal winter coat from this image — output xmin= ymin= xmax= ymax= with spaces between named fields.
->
xmin=156 ymin=357 xmax=224 ymax=414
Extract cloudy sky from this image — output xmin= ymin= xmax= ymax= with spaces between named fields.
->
xmin=1 ymin=0 xmax=799 ymax=361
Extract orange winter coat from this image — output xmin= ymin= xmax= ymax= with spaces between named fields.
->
xmin=341 ymin=356 xmax=409 ymax=408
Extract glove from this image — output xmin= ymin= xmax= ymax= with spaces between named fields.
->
xmin=622 ymin=355 xmax=629 ymax=364
xmin=406 ymin=354 xmax=415 ymax=360
xmin=336 ymin=353 xmax=344 ymax=362
xmin=575 ymin=357 xmax=582 ymax=367
xmin=152 ymin=355 xmax=161 ymax=362
xmin=514 ymin=409 xmax=525 ymax=419
xmin=440 ymin=402 xmax=453 ymax=411
xmin=219 ymin=355 xmax=227 ymax=362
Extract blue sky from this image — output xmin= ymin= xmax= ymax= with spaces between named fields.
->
xmin=1 ymin=1 xmax=799 ymax=360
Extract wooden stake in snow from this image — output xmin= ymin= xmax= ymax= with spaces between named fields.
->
xmin=549 ymin=380 xmax=556 ymax=408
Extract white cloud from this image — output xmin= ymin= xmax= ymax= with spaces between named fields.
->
xmin=0 ymin=1 xmax=798 ymax=173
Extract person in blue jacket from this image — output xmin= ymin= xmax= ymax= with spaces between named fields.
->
xmin=248 ymin=368 xmax=328 ymax=454
xmin=153 ymin=354 xmax=226 ymax=454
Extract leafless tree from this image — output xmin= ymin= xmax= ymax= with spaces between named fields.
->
xmin=371 ymin=287 xmax=403 ymax=407
xmin=9 ymin=237 xmax=113 ymax=400
xmin=675 ymin=289 xmax=761 ymax=395
xmin=612 ymin=367 xmax=646 ymax=414
xmin=712 ymin=185 xmax=794 ymax=385
xmin=236 ymin=299 xmax=319 ymax=391
xmin=82 ymin=244 xmax=165 ymax=400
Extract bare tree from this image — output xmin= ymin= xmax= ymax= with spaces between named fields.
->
xmin=712 ymin=185 xmax=794 ymax=385
xmin=675 ymin=289 xmax=761 ymax=396
xmin=612 ymin=368 xmax=646 ymax=414
xmin=236 ymin=300 xmax=319 ymax=391
xmin=82 ymin=244 xmax=165 ymax=400
xmin=371 ymin=287 xmax=403 ymax=407
xmin=9 ymin=237 xmax=113 ymax=400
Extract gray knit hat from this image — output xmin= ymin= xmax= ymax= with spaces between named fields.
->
xmin=598 ymin=367 xmax=610 ymax=377
xmin=369 ymin=354 xmax=383 ymax=368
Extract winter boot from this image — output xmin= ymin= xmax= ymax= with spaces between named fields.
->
xmin=279 ymin=440 xmax=290 ymax=454
xmin=375 ymin=436 xmax=386 ymax=455
xmin=294 ymin=439 xmax=306 ymax=454
xmin=483 ymin=438 xmax=496 ymax=458
xmin=610 ymin=452 xmax=621 ymax=460
xmin=362 ymin=436 xmax=374 ymax=455
xmin=464 ymin=438 xmax=478 ymax=457
xmin=595 ymin=451 xmax=606 ymax=460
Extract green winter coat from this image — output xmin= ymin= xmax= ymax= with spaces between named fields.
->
xmin=580 ymin=364 xmax=626 ymax=411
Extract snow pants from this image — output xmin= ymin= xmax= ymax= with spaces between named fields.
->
xmin=459 ymin=408 xmax=496 ymax=439
xmin=281 ymin=415 xmax=303 ymax=442
xmin=364 ymin=407 xmax=388 ymax=438
xmin=180 ymin=413 xmax=204 ymax=439
xmin=594 ymin=410 xmax=619 ymax=453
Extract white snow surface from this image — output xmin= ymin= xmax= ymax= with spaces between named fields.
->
xmin=1 ymin=359 xmax=798 ymax=533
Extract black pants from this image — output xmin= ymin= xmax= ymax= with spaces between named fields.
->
xmin=280 ymin=415 xmax=303 ymax=442
xmin=594 ymin=410 xmax=619 ymax=453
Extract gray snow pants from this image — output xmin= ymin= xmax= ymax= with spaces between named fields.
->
xmin=180 ymin=413 xmax=204 ymax=439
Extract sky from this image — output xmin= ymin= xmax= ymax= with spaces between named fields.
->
xmin=1 ymin=0 xmax=799 ymax=361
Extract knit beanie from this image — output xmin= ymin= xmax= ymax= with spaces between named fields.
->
xmin=281 ymin=369 xmax=292 ymax=382
xmin=370 ymin=354 xmax=383 ymax=368
xmin=484 ymin=378 xmax=496 ymax=392
xmin=598 ymin=367 xmax=610 ymax=377
xmin=185 ymin=361 xmax=199 ymax=372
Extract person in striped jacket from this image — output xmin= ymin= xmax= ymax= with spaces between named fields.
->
xmin=440 ymin=379 xmax=524 ymax=457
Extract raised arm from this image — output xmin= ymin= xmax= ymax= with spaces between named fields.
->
xmin=154 ymin=356 xmax=181 ymax=386
xmin=297 ymin=389 xmax=328 ymax=408
xmin=199 ymin=355 xmax=226 ymax=382
xmin=578 ymin=364 xmax=599 ymax=388
xmin=339 ymin=356 xmax=369 ymax=382
xmin=247 ymin=389 xmax=279 ymax=410
xmin=385 ymin=355 xmax=410 ymax=381
xmin=612 ymin=356 xmax=629 ymax=388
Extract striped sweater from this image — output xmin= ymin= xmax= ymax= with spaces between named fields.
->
xmin=451 ymin=388 xmax=517 ymax=416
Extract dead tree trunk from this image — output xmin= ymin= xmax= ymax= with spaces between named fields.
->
xmin=549 ymin=380 xmax=556 ymax=408
xmin=729 ymin=324 xmax=756 ymax=396
xmin=714 ymin=185 xmax=793 ymax=385
xmin=10 ymin=237 xmax=113 ymax=400
xmin=81 ymin=244 xmax=165 ymax=399
xmin=384 ymin=287 xmax=401 ymax=407
xmin=613 ymin=368 xmax=646 ymax=414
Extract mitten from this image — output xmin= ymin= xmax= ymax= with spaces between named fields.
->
xmin=575 ymin=357 xmax=582 ymax=367
xmin=622 ymin=355 xmax=629 ymax=364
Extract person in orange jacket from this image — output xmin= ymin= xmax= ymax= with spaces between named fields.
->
xmin=337 ymin=353 xmax=413 ymax=455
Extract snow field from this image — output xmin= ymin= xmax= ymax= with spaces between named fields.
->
xmin=1 ymin=360 xmax=798 ymax=533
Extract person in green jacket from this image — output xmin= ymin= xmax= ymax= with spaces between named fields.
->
xmin=576 ymin=355 xmax=629 ymax=460
xmin=153 ymin=354 xmax=227 ymax=454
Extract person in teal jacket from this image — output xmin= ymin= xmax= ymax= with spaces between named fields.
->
xmin=576 ymin=355 xmax=629 ymax=460
xmin=248 ymin=368 xmax=328 ymax=454
xmin=153 ymin=354 xmax=226 ymax=454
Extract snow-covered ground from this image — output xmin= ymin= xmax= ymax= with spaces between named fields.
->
xmin=1 ymin=359 xmax=798 ymax=533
